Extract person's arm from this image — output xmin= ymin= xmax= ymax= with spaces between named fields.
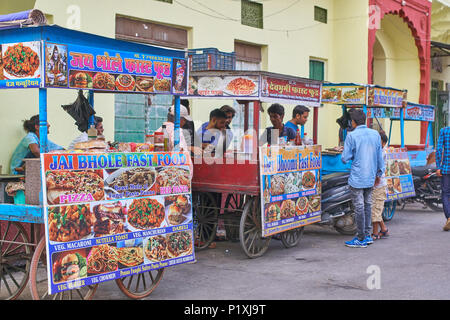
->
xmin=28 ymin=143 xmax=40 ymax=157
xmin=376 ymin=140 xmax=385 ymax=178
xmin=341 ymin=134 xmax=354 ymax=164
xmin=436 ymin=128 xmax=444 ymax=171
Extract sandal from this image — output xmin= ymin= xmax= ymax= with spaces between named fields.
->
xmin=372 ymin=233 xmax=382 ymax=240
xmin=379 ymin=229 xmax=389 ymax=238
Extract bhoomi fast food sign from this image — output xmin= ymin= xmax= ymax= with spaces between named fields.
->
xmin=40 ymin=151 xmax=194 ymax=295
xmin=259 ymin=145 xmax=322 ymax=237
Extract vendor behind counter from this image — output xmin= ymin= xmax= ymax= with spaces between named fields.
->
xmin=9 ymin=114 xmax=64 ymax=174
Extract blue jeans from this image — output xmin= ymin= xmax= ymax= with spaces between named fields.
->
xmin=349 ymin=186 xmax=373 ymax=240
xmin=441 ymin=174 xmax=450 ymax=219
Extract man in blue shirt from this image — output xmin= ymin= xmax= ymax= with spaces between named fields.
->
xmin=435 ymin=126 xmax=450 ymax=231
xmin=285 ymin=105 xmax=310 ymax=134
xmin=341 ymin=109 xmax=384 ymax=247
xmin=260 ymin=103 xmax=296 ymax=146
xmin=197 ymin=108 xmax=229 ymax=155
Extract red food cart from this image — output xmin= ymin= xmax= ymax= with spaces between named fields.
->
xmin=185 ymin=70 xmax=323 ymax=258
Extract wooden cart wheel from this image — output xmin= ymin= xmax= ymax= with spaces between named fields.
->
xmin=115 ymin=268 xmax=165 ymax=299
xmin=239 ymin=196 xmax=271 ymax=258
xmin=29 ymin=237 xmax=98 ymax=300
xmin=280 ymin=227 xmax=305 ymax=248
xmin=224 ymin=194 xmax=246 ymax=242
xmin=193 ymin=192 xmax=219 ymax=250
xmin=0 ymin=221 xmax=33 ymax=300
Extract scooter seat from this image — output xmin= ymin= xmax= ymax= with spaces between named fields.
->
xmin=322 ymin=172 xmax=349 ymax=191
xmin=412 ymin=164 xmax=436 ymax=178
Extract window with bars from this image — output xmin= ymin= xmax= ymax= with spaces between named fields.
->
xmin=314 ymin=6 xmax=327 ymax=24
xmin=241 ymin=0 xmax=263 ymax=29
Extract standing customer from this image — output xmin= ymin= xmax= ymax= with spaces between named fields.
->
xmin=371 ymin=131 xmax=390 ymax=240
xmin=435 ymin=126 xmax=450 ymax=231
xmin=341 ymin=109 xmax=385 ymax=247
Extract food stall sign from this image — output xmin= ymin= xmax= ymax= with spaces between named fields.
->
xmin=259 ymin=76 xmax=322 ymax=107
xmin=367 ymin=85 xmax=407 ymax=108
xmin=187 ymin=74 xmax=260 ymax=98
xmin=40 ymin=151 xmax=194 ymax=295
xmin=43 ymin=41 xmax=187 ymax=94
xmin=0 ymin=41 xmax=43 ymax=89
xmin=384 ymin=148 xmax=416 ymax=201
xmin=321 ymin=84 xmax=367 ymax=105
xmin=367 ymin=103 xmax=435 ymax=122
xmin=259 ymin=145 xmax=322 ymax=237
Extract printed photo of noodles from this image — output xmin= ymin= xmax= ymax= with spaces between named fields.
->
xmin=87 ymin=244 xmax=118 ymax=275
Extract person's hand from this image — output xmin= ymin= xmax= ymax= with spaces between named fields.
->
xmin=374 ymin=176 xmax=381 ymax=187
xmin=436 ymin=169 xmax=442 ymax=177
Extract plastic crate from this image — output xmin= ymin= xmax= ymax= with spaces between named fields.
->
xmin=188 ymin=47 xmax=236 ymax=71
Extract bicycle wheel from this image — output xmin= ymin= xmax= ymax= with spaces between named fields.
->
xmin=115 ymin=268 xmax=165 ymax=299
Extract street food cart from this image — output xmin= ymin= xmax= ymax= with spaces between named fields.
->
xmin=321 ymin=83 xmax=416 ymax=221
xmin=367 ymin=102 xmax=435 ymax=167
xmin=0 ymin=25 xmax=191 ymax=300
xmin=184 ymin=70 xmax=323 ymax=258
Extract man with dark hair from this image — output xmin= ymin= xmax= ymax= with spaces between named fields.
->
xmin=219 ymin=105 xmax=236 ymax=150
xmin=341 ymin=108 xmax=384 ymax=248
xmin=68 ymin=115 xmax=104 ymax=149
xmin=435 ymin=126 xmax=450 ymax=231
xmin=260 ymin=103 xmax=296 ymax=145
xmin=285 ymin=105 xmax=310 ymax=133
xmin=197 ymin=108 xmax=228 ymax=151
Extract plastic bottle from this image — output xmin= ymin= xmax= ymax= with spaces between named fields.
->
xmin=87 ymin=125 xmax=97 ymax=140
xmin=302 ymin=133 xmax=313 ymax=146
xmin=162 ymin=125 xmax=170 ymax=151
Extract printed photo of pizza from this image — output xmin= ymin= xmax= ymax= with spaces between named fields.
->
xmin=166 ymin=230 xmax=193 ymax=258
xmin=45 ymin=170 xmax=104 ymax=205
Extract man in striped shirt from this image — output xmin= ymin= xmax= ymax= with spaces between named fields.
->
xmin=435 ymin=126 xmax=450 ymax=231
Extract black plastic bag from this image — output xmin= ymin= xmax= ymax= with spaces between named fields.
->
xmin=61 ymin=90 xmax=95 ymax=132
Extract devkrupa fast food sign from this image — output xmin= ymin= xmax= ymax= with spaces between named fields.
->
xmin=0 ymin=40 xmax=188 ymax=94
xmin=259 ymin=145 xmax=322 ymax=237
xmin=40 ymin=151 xmax=194 ymax=295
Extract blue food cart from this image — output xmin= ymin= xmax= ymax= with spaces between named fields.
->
xmin=0 ymin=24 xmax=187 ymax=300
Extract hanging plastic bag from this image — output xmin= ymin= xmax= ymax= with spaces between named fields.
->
xmin=61 ymin=90 xmax=95 ymax=132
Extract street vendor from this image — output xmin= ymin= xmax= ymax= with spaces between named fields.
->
xmin=10 ymin=114 xmax=64 ymax=174
xmin=284 ymin=105 xmax=310 ymax=132
xmin=197 ymin=108 xmax=229 ymax=154
xmin=155 ymin=105 xmax=191 ymax=152
xmin=260 ymin=103 xmax=296 ymax=146
xmin=219 ymin=104 xmax=236 ymax=150
xmin=68 ymin=115 xmax=104 ymax=149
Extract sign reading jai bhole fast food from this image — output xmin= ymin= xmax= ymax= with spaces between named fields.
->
xmin=259 ymin=145 xmax=322 ymax=237
xmin=44 ymin=41 xmax=187 ymax=94
xmin=41 ymin=151 xmax=194 ymax=295
xmin=384 ymin=148 xmax=415 ymax=201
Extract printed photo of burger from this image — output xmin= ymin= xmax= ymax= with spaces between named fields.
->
xmin=52 ymin=251 xmax=88 ymax=283
xmin=69 ymin=70 xmax=93 ymax=88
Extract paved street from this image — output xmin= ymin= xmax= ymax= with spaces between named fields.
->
xmin=91 ymin=203 xmax=449 ymax=300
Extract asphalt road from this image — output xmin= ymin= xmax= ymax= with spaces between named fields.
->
xmin=90 ymin=202 xmax=449 ymax=300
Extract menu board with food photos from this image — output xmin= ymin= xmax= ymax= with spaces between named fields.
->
xmin=43 ymin=41 xmax=187 ymax=94
xmin=0 ymin=41 xmax=42 ymax=89
xmin=259 ymin=145 xmax=322 ymax=237
xmin=41 ymin=151 xmax=194 ymax=295
xmin=384 ymin=148 xmax=415 ymax=201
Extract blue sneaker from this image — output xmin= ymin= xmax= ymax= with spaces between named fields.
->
xmin=364 ymin=235 xmax=373 ymax=245
xmin=345 ymin=237 xmax=367 ymax=248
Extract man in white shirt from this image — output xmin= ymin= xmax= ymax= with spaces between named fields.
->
xmin=68 ymin=116 xmax=104 ymax=149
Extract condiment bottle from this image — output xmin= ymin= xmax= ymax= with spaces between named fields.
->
xmin=162 ymin=125 xmax=170 ymax=151
xmin=87 ymin=125 xmax=97 ymax=140
xmin=295 ymin=130 xmax=302 ymax=146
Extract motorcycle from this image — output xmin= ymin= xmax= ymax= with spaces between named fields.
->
xmin=397 ymin=164 xmax=442 ymax=211
xmin=319 ymin=172 xmax=357 ymax=235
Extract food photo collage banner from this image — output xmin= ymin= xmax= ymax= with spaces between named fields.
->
xmin=259 ymin=145 xmax=322 ymax=237
xmin=44 ymin=41 xmax=187 ymax=94
xmin=384 ymin=148 xmax=415 ymax=201
xmin=41 ymin=151 xmax=194 ymax=295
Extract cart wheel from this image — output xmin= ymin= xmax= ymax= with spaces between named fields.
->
xmin=280 ymin=227 xmax=304 ymax=248
xmin=382 ymin=201 xmax=397 ymax=221
xmin=29 ymin=237 xmax=98 ymax=300
xmin=115 ymin=268 xmax=165 ymax=299
xmin=239 ymin=196 xmax=271 ymax=258
xmin=0 ymin=221 xmax=33 ymax=300
xmin=193 ymin=192 xmax=219 ymax=250
xmin=224 ymin=194 xmax=246 ymax=242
